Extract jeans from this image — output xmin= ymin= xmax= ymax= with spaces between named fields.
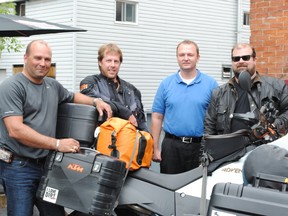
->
xmin=0 ymin=158 xmax=65 ymax=216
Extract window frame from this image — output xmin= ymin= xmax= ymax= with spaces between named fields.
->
xmin=243 ymin=12 xmax=250 ymax=26
xmin=222 ymin=65 xmax=232 ymax=79
xmin=15 ymin=1 xmax=26 ymax=16
xmin=13 ymin=63 xmax=56 ymax=78
xmin=115 ymin=0 xmax=138 ymax=24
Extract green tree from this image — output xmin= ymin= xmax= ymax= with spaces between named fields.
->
xmin=0 ymin=2 xmax=24 ymax=57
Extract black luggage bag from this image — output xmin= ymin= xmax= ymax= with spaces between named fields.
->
xmin=207 ymin=173 xmax=288 ymax=216
xmin=56 ymin=103 xmax=98 ymax=148
xmin=37 ymin=148 xmax=126 ymax=216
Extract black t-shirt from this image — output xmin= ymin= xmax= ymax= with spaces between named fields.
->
xmin=231 ymin=82 xmax=251 ymax=132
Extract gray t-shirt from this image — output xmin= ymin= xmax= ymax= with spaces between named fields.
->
xmin=0 ymin=73 xmax=74 ymax=158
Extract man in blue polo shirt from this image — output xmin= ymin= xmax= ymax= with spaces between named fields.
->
xmin=151 ymin=40 xmax=218 ymax=174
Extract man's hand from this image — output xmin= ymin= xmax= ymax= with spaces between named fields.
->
xmin=272 ymin=118 xmax=285 ymax=131
xmin=56 ymin=138 xmax=80 ymax=153
xmin=152 ymin=148 xmax=161 ymax=162
xmin=94 ymin=99 xmax=113 ymax=120
xmin=128 ymin=114 xmax=138 ymax=127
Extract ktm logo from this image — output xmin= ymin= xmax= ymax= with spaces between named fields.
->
xmin=67 ymin=163 xmax=84 ymax=173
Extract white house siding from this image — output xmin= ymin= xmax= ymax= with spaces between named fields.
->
xmin=75 ymin=0 xmax=250 ymax=111
xmin=0 ymin=0 xmax=250 ymax=112
xmin=241 ymin=0 xmax=251 ymax=43
xmin=0 ymin=0 xmax=79 ymax=90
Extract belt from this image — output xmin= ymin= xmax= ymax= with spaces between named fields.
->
xmin=13 ymin=154 xmax=46 ymax=165
xmin=165 ymin=132 xmax=202 ymax=143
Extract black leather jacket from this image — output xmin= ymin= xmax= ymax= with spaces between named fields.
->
xmin=80 ymin=74 xmax=148 ymax=131
xmin=204 ymin=72 xmax=288 ymax=135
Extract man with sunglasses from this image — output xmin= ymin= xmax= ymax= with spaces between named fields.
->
xmin=204 ymin=43 xmax=288 ymax=136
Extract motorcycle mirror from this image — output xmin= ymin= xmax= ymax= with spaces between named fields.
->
xmin=238 ymin=71 xmax=252 ymax=92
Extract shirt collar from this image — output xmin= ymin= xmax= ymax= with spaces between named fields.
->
xmin=176 ymin=69 xmax=201 ymax=85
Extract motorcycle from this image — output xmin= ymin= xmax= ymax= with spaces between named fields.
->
xmin=113 ymin=72 xmax=285 ymax=216
xmin=50 ymin=71 xmax=286 ymax=216
xmin=114 ymin=99 xmax=282 ymax=216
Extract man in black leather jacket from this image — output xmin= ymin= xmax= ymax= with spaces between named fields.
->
xmin=80 ymin=43 xmax=148 ymax=131
xmin=204 ymin=43 xmax=288 ymax=136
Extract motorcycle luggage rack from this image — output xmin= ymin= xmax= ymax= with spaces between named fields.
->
xmin=254 ymin=173 xmax=288 ymax=192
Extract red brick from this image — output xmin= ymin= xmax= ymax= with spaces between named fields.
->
xmin=255 ymin=1 xmax=270 ymax=8
xmin=251 ymin=0 xmax=288 ymax=79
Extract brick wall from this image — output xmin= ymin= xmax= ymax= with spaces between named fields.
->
xmin=250 ymin=0 xmax=288 ymax=80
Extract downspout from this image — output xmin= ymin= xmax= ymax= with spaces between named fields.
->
xmin=72 ymin=0 xmax=77 ymax=92
xmin=236 ymin=0 xmax=242 ymax=43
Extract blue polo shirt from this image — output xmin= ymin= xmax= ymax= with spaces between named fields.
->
xmin=152 ymin=69 xmax=218 ymax=137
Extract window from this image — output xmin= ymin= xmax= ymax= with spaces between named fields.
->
xmin=13 ymin=64 xmax=56 ymax=78
xmin=15 ymin=1 xmax=26 ymax=16
xmin=243 ymin=12 xmax=250 ymax=26
xmin=116 ymin=1 xmax=137 ymax=23
xmin=222 ymin=65 xmax=232 ymax=79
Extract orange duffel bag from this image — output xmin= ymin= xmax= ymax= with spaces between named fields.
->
xmin=96 ymin=117 xmax=153 ymax=171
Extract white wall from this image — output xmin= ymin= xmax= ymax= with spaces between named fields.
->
xmin=0 ymin=0 xmax=250 ymax=111
xmin=0 ymin=0 xmax=79 ymax=90
xmin=75 ymin=0 xmax=250 ymax=110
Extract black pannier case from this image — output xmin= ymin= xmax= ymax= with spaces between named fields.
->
xmin=207 ymin=180 xmax=288 ymax=216
xmin=56 ymin=103 xmax=98 ymax=147
xmin=37 ymin=148 xmax=126 ymax=216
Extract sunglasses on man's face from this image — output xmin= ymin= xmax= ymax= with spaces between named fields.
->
xmin=231 ymin=55 xmax=253 ymax=62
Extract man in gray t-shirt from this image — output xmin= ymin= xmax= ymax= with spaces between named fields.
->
xmin=0 ymin=40 xmax=112 ymax=216
xmin=0 ymin=72 xmax=74 ymax=159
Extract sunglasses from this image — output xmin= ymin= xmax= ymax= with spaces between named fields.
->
xmin=231 ymin=55 xmax=253 ymax=62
